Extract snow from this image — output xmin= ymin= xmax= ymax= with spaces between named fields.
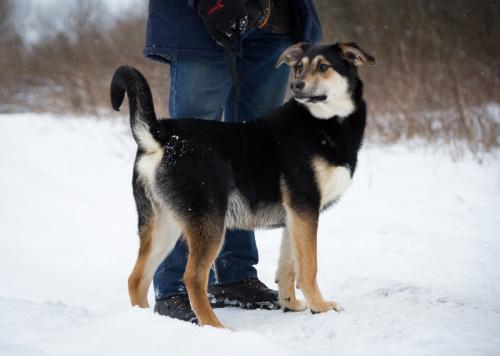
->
xmin=1 ymin=113 xmax=499 ymax=356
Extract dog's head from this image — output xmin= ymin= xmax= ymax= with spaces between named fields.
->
xmin=276 ymin=42 xmax=375 ymax=119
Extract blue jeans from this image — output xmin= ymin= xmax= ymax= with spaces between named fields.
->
xmin=153 ymin=28 xmax=293 ymax=300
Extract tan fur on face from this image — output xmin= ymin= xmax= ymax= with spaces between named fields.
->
xmin=295 ymin=57 xmax=309 ymax=78
xmin=296 ymin=55 xmax=334 ymax=85
xmin=294 ymin=55 xmax=355 ymax=120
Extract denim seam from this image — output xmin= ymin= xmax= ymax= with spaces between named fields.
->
xmin=233 ymin=54 xmax=245 ymax=121
xmin=170 ymin=56 xmax=178 ymax=117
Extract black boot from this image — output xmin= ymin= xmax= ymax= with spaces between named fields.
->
xmin=154 ymin=278 xmax=279 ymax=323
xmin=208 ymin=277 xmax=280 ymax=310
xmin=154 ymin=294 xmax=197 ymax=324
xmin=154 ymin=292 xmax=225 ymax=323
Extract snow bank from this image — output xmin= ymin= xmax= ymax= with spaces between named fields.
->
xmin=0 ymin=113 xmax=499 ymax=355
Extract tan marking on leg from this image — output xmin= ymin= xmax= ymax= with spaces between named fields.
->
xmin=128 ymin=207 xmax=182 ymax=308
xmin=275 ymin=227 xmax=306 ymax=312
xmin=286 ymin=208 xmax=343 ymax=313
xmin=128 ymin=218 xmax=155 ymax=307
xmin=183 ymin=217 xmax=226 ymax=328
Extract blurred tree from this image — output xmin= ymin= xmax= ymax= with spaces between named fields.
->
xmin=0 ymin=0 xmax=498 ymax=152
xmin=0 ymin=0 xmax=25 ymax=112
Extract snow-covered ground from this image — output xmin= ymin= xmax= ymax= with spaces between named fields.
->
xmin=0 ymin=113 xmax=499 ymax=356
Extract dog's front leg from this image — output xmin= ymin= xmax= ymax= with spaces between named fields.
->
xmin=286 ymin=208 xmax=343 ymax=313
xmin=275 ymin=228 xmax=307 ymax=312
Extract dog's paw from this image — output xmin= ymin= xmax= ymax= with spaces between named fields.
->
xmin=280 ymin=297 xmax=307 ymax=312
xmin=310 ymin=300 xmax=344 ymax=314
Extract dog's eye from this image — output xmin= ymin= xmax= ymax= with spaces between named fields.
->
xmin=318 ymin=63 xmax=330 ymax=72
xmin=295 ymin=63 xmax=303 ymax=73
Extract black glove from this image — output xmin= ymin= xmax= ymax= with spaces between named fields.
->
xmin=197 ymin=0 xmax=270 ymax=45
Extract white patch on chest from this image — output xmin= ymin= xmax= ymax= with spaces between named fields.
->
xmin=136 ymin=149 xmax=164 ymax=186
xmin=312 ymin=157 xmax=352 ymax=208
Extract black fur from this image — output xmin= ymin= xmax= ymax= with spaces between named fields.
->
xmin=111 ymin=65 xmax=165 ymax=145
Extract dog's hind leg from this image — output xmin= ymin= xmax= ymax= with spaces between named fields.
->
xmin=286 ymin=208 xmax=343 ymax=314
xmin=275 ymin=228 xmax=307 ymax=312
xmin=128 ymin=208 xmax=181 ymax=308
xmin=128 ymin=215 xmax=155 ymax=307
xmin=183 ymin=216 xmax=225 ymax=328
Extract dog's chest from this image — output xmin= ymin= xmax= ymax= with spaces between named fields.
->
xmin=312 ymin=157 xmax=352 ymax=208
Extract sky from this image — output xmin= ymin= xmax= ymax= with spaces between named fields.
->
xmin=15 ymin=0 xmax=142 ymax=12
xmin=11 ymin=0 xmax=144 ymax=43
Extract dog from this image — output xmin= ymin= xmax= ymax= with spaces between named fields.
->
xmin=110 ymin=42 xmax=375 ymax=328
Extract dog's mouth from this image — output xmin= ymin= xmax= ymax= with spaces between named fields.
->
xmin=293 ymin=94 xmax=327 ymax=103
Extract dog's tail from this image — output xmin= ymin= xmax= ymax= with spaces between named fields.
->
xmin=110 ymin=65 xmax=164 ymax=153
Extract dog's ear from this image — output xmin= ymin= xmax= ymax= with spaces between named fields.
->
xmin=276 ymin=42 xmax=312 ymax=68
xmin=339 ymin=42 xmax=376 ymax=66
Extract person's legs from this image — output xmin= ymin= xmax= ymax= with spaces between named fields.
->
xmin=168 ymin=55 xmax=231 ymax=120
xmin=154 ymin=55 xmax=233 ymax=300
xmin=215 ymin=29 xmax=293 ymax=284
xmin=154 ymin=53 xmax=264 ymax=299
xmin=154 ymin=28 xmax=293 ymax=304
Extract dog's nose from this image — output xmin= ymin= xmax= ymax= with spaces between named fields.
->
xmin=290 ymin=80 xmax=305 ymax=92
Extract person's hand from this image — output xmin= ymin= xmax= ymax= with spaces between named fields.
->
xmin=198 ymin=0 xmax=249 ymax=44
xmin=197 ymin=0 xmax=270 ymax=45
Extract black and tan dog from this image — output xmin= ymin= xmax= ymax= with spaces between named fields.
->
xmin=111 ymin=42 xmax=375 ymax=328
